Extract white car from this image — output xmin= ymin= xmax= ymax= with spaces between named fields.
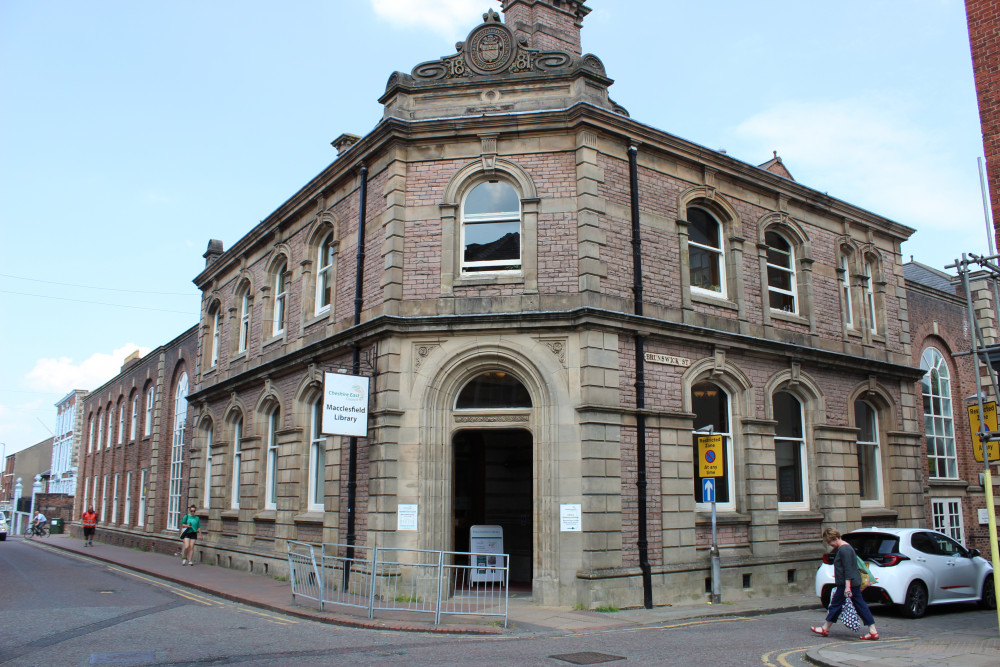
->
xmin=0 ymin=512 xmax=7 ymax=541
xmin=814 ymin=527 xmax=995 ymax=618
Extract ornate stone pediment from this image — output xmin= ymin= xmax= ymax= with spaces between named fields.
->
xmin=409 ymin=9 xmax=584 ymax=82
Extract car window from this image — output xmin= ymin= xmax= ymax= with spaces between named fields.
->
xmin=929 ymin=532 xmax=966 ymax=557
xmin=910 ymin=531 xmax=941 ymax=555
xmin=844 ymin=533 xmax=899 ymax=556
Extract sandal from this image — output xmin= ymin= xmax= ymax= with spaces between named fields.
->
xmin=810 ymin=626 xmax=829 ymax=636
xmin=859 ymin=631 xmax=879 ymax=640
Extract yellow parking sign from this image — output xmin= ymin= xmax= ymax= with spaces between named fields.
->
xmin=698 ymin=435 xmax=723 ymax=477
xmin=968 ymin=401 xmax=1000 ymax=462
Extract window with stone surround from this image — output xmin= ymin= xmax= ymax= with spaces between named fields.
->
xmin=692 ymin=381 xmax=734 ymax=511
xmin=231 ymin=415 xmax=243 ymax=510
xmin=167 ymin=372 xmax=188 ymax=530
xmin=207 ymin=302 xmax=222 ymax=368
xmin=117 ymin=398 xmax=125 ymax=445
xmin=264 ymin=406 xmax=279 ymax=511
xmin=272 ymin=260 xmax=288 ymax=337
xmin=315 ymin=231 xmax=335 ymax=316
xmin=854 ymin=399 xmax=883 ymax=505
xmin=864 ymin=259 xmax=879 ymax=335
xmin=88 ymin=415 xmax=94 ymax=453
xmin=774 ymin=391 xmax=808 ymax=510
xmin=687 ymin=207 xmax=726 ymax=297
xmin=839 ymin=254 xmax=854 ymax=329
xmin=106 ymin=404 xmax=114 ymax=449
xmin=144 ymin=385 xmax=155 ymax=437
xmin=440 ymin=158 xmax=539 ymax=295
xmin=237 ymin=286 xmax=252 ymax=352
xmin=921 ymin=347 xmax=957 ymax=479
xmin=202 ymin=419 xmax=213 ymax=510
xmin=308 ymin=397 xmax=327 ymax=511
xmin=130 ymin=394 xmax=138 ymax=441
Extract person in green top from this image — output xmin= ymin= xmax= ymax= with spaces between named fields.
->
xmin=180 ymin=505 xmax=201 ymax=566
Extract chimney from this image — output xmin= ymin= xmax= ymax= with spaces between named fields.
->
xmin=500 ymin=0 xmax=590 ymax=58
xmin=121 ymin=350 xmax=142 ymax=373
xmin=203 ymin=239 xmax=224 ymax=267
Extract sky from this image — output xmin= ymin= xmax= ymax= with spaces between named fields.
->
xmin=0 ymin=0 xmax=991 ymax=455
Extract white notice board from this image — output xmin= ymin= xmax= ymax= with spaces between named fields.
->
xmin=397 ymin=504 xmax=418 ymax=531
xmin=469 ymin=524 xmax=505 ymax=583
xmin=560 ymin=504 xmax=582 ymax=531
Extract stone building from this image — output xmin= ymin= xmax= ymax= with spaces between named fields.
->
xmin=49 ymin=389 xmax=87 ymax=495
xmin=188 ymin=0 xmax=924 ymax=607
xmin=74 ymin=328 xmax=196 ymax=550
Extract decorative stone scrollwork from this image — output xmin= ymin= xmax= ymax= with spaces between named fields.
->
xmin=541 ymin=339 xmax=567 ymax=366
xmin=581 ymin=54 xmax=606 ymax=75
xmin=413 ymin=343 xmax=440 ymax=371
xmin=410 ymin=8 xmax=576 ymax=82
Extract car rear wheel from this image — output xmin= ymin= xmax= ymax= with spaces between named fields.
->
xmin=899 ymin=581 xmax=928 ymax=618
xmin=980 ymin=576 xmax=996 ymax=610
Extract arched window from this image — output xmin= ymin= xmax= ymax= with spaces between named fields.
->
xmin=840 ymin=254 xmax=854 ymax=329
xmin=774 ymin=391 xmax=807 ymax=509
xmin=117 ymin=399 xmax=126 ymax=445
xmin=309 ymin=396 xmax=326 ymax=511
xmin=692 ymin=381 xmax=733 ymax=509
xmin=130 ymin=394 xmax=139 ymax=441
xmin=106 ymin=404 xmax=114 ymax=449
xmin=202 ymin=420 xmax=214 ymax=509
xmin=316 ymin=232 xmax=335 ymax=315
xmin=864 ymin=260 xmax=878 ymax=334
xmin=88 ymin=415 xmax=95 ymax=453
xmin=209 ymin=305 xmax=222 ymax=367
xmin=144 ymin=386 xmax=155 ymax=437
xmin=921 ymin=348 xmax=957 ymax=479
xmin=455 ymin=371 xmax=532 ymax=409
xmin=765 ymin=231 xmax=797 ymax=313
xmin=231 ymin=416 xmax=243 ymax=510
xmin=264 ymin=407 xmax=280 ymax=510
xmin=687 ymin=207 xmax=726 ymax=296
xmin=273 ymin=261 xmax=288 ymax=336
xmin=96 ymin=410 xmax=103 ymax=451
xmin=236 ymin=282 xmax=252 ymax=353
xmin=854 ymin=400 xmax=882 ymax=505
xmin=461 ymin=181 xmax=521 ymax=274
xmin=167 ymin=372 xmax=188 ymax=529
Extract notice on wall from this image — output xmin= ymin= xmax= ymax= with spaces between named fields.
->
xmin=470 ymin=525 xmax=505 ymax=583
xmin=397 ymin=504 xmax=418 ymax=531
xmin=979 ymin=508 xmax=990 ymax=526
xmin=560 ymin=504 xmax=582 ymax=532
xmin=322 ymin=372 xmax=370 ymax=437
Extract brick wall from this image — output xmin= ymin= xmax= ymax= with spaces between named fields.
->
xmin=967 ymin=0 xmax=1000 ymax=250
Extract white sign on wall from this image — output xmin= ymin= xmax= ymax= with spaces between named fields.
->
xmin=560 ymin=503 xmax=582 ymax=532
xmin=397 ymin=504 xmax=418 ymax=531
xmin=322 ymin=372 xmax=370 ymax=437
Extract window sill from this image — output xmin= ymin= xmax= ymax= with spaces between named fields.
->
xmin=303 ymin=311 xmax=330 ymax=329
xmin=777 ymin=509 xmax=823 ymax=520
xmin=253 ymin=510 xmax=277 ymax=522
xmin=294 ymin=511 xmax=324 ymax=524
xmin=770 ymin=310 xmax=808 ymax=325
xmin=456 ymin=272 xmax=524 ymax=287
xmin=695 ymin=511 xmax=748 ymax=525
xmin=925 ymin=478 xmax=968 ymax=488
xmin=691 ymin=291 xmax=738 ymax=311
xmin=860 ymin=507 xmax=897 ymax=521
xmin=220 ymin=509 xmax=239 ymax=519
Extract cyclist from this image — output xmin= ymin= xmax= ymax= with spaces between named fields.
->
xmin=31 ymin=510 xmax=48 ymax=536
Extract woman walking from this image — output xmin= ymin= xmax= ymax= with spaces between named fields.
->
xmin=811 ymin=527 xmax=879 ymax=640
xmin=180 ymin=506 xmax=200 ymax=566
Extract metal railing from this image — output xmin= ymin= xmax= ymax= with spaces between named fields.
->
xmin=287 ymin=541 xmax=509 ymax=626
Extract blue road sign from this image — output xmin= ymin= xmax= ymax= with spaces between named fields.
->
xmin=702 ymin=478 xmax=715 ymax=503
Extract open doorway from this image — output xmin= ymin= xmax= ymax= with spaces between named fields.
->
xmin=453 ymin=429 xmax=533 ymax=586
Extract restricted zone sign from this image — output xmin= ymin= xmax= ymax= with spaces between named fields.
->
xmin=698 ymin=435 xmax=723 ymax=478
xmin=968 ymin=401 xmax=1000 ymax=463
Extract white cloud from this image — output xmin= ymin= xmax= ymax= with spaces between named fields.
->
xmin=25 ymin=344 xmax=152 ymax=394
xmin=731 ymin=97 xmax=982 ymax=235
xmin=370 ymin=0 xmax=488 ymax=40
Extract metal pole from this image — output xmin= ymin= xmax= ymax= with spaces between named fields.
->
xmin=958 ymin=256 xmax=1000 ymax=636
xmin=709 ymin=425 xmax=721 ymax=604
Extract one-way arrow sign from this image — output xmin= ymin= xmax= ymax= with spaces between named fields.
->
xmin=702 ymin=478 xmax=715 ymax=503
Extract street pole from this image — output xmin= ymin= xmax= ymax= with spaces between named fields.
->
xmin=958 ymin=256 xmax=1000 ymax=636
xmin=709 ymin=424 xmax=721 ymax=605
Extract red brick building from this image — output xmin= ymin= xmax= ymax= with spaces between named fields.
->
xmin=74 ymin=328 xmax=196 ymax=552
xmin=187 ymin=0 xmax=925 ymax=607
xmin=968 ymin=0 xmax=1000 ymax=251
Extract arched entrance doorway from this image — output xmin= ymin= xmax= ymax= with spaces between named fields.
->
xmin=450 ymin=370 xmax=534 ymax=586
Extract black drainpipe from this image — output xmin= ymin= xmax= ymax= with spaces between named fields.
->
xmin=629 ymin=143 xmax=654 ymax=609
xmin=346 ymin=164 xmax=368 ymax=554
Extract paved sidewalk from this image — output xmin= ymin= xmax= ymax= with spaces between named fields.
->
xmin=23 ymin=534 xmax=1000 ymax=665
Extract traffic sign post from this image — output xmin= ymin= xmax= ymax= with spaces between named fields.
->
xmin=697 ymin=430 xmax=722 ymax=604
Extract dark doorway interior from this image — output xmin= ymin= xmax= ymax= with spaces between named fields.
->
xmin=453 ymin=429 xmax=533 ymax=585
